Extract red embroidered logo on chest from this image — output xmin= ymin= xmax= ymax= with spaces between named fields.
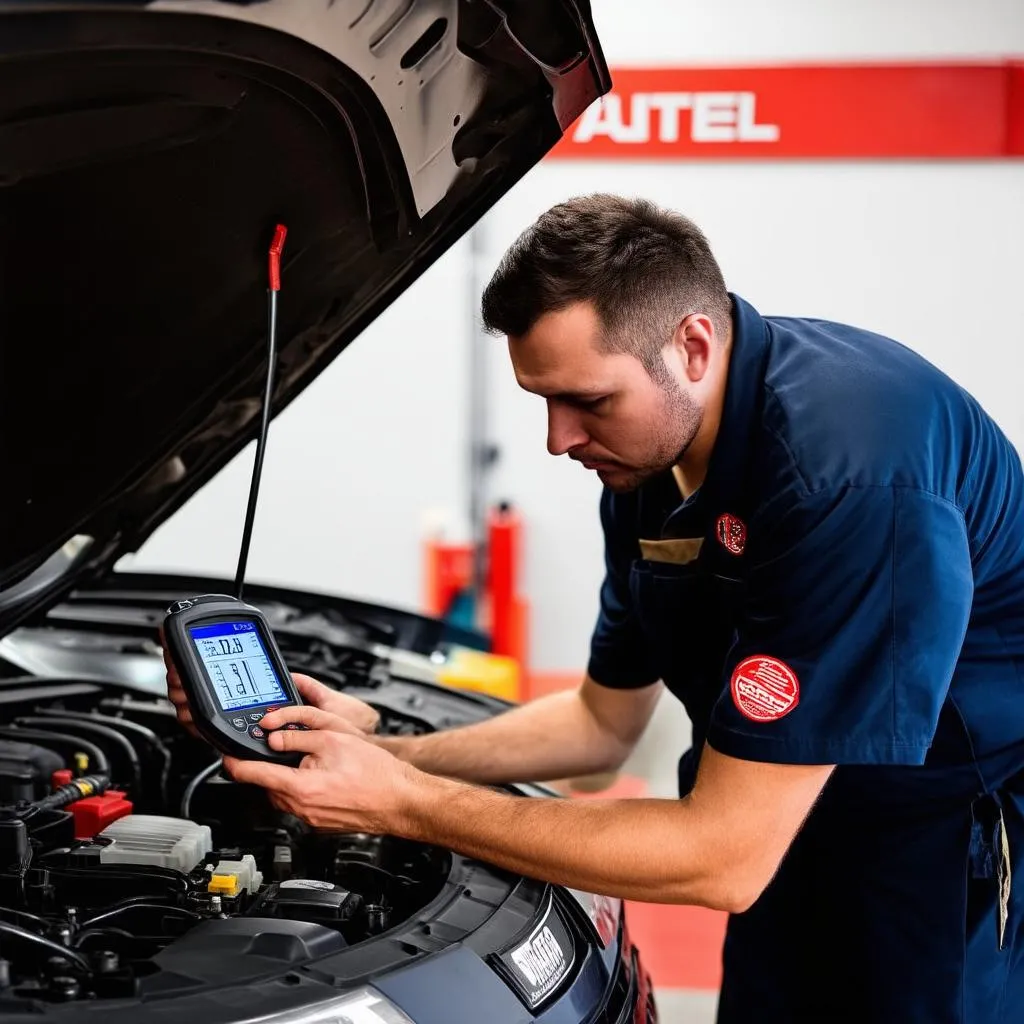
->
xmin=715 ymin=513 xmax=746 ymax=555
xmin=730 ymin=655 xmax=800 ymax=722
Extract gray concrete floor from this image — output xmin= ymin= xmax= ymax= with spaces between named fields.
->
xmin=653 ymin=990 xmax=719 ymax=1023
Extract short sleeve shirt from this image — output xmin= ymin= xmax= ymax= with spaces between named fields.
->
xmin=588 ymin=294 xmax=1024 ymax=776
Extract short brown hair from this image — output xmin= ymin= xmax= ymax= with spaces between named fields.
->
xmin=481 ymin=194 xmax=731 ymax=377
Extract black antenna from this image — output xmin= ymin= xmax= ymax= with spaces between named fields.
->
xmin=234 ymin=224 xmax=288 ymax=600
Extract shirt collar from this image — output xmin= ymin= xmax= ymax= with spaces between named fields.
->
xmin=662 ymin=293 xmax=770 ymax=540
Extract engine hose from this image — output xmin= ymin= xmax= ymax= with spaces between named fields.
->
xmin=75 ymin=926 xmax=134 ymax=949
xmin=0 ymin=725 xmax=109 ymax=775
xmin=77 ymin=894 xmax=169 ymax=917
xmin=39 ymin=863 xmax=190 ymax=895
xmin=79 ymin=903 xmax=201 ymax=929
xmin=181 ymin=759 xmax=222 ymax=819
xmin=16 ymin=715 xmax=142 ymax=795
xmin=0 ymin=906 xmax=49 ymax=928
xmin=0 ymin=920 xmax=91 ymax=972
xmin=16 ymin=774 xmax=111 ymax=823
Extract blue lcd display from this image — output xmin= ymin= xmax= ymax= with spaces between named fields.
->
xmin=189 ymin=620 xmax=288 ymax=712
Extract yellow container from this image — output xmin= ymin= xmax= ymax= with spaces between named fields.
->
xmin=436 ymin=648 xmax=521 ymax=703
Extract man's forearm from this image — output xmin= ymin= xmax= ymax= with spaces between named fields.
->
xmin=388 ymin=769 xmax=748 ymax=912
xmin=374 ymin=688 xmax=630 ymax=785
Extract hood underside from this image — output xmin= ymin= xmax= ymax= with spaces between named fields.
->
xmin=0 ymin=0 xmax=610 ymax=627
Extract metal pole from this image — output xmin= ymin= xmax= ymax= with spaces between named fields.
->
xmin=467 ymin=224 xmax=491 ymax=604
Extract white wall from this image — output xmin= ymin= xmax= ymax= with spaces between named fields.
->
xmin=126 ymin=0 xmax=1024 ymax=672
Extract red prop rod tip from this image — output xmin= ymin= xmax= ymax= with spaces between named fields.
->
xmin=268 ymin=223 xmax=288 ymax=291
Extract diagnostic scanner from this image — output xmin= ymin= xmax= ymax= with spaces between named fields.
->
xmin=163 ymin=595 xmax=305 ymax=766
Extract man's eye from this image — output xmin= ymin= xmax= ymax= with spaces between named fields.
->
xmin=581 ymin=396 xmax=609 ymax=411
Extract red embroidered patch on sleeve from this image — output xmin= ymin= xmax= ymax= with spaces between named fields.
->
xmin=730 ymin=655 xmax=800 ymax=722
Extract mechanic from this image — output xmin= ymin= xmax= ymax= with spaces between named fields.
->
xmin=166 ymin=194 xmax=1024 ymax=1022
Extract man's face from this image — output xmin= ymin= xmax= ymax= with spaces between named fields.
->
xmin=509 ymin=302 xmax=704 ymax=493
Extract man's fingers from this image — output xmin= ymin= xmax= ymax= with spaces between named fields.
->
xmin=222 ymin=756 xmax=297 ymax=792
xmin=266 ymin=725 xmax=335 ymax=756
xmin=292 ymin=674 xmax=329 ymax=702
xmin=261 ymin=704 xmax=320 ymax=729
xmin=269 ymin=792 xmax=295 ymax=815
xmin=160 ymin=652 xmax=200 ymax=738
xmin=289 ymin=675 xmax=379 ymax=733
xmin=262 ymin=705 xmax=358 ymax=734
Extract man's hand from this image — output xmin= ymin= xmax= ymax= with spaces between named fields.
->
xmin=259 ymin=685 xmax=380 ymax=737
xmin=161 ymin=640 xmax=380 ymax=739
xmin=162 ymin=641 xmax=201 ymax=738
xmin=222 ymin=729 xmax=414 ymax=835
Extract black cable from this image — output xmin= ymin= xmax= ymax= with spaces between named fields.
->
xmin=181 ymin=758 xmax=222 ymax=819
xmin=336 ymin=860 xmax=418 ymax=887
xmin=0 ymin=725 xmax=108 ymax=774
xmin=39 ymin=864 xmax=189 ymax=895
xmin=28 ymin=774 xmax=109 ymax=815
xmin=78 ymin=903 xmax=200 ymax=930
xmin=15 ymin=716 xmax=140 ymax=794
xmin=0 ymin=906 xmax=49 ymax=928
xmin=36 ymin=706 xmax=171 ymax=802
xmin=234 ymin=269 xmax=282 ymax=600
xmin=0 ymin=920 xmax=91 ymax=972
xmin=74 ymin=894 xmax=171 ymax=921
xmin=74 ymin=926 xmax=134 ymax=949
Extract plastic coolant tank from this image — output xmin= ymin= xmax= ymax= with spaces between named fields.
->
xmin=98 ymin=815 xmax=212 ymax=873
xmin=207 ymin=855 xmax=263 ymax=896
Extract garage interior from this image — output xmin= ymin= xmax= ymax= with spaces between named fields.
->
xmin=8 ymin=1 xmax=1022 ymax=1021
xmin=127 ymin=2 xmax=1023 ymax=1016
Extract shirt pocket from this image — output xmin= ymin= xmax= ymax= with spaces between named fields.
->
xmin=629 ymin=557 xmax=737 ymax=726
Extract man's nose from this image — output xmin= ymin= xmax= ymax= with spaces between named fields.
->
xmin=547 ymin=404 xmax=589 ymax=456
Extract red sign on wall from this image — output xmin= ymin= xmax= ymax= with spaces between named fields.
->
xmin=546 ymin=62 xmax=1024 ymax=160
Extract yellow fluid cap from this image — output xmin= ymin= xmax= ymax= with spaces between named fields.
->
xmin=208 ymin=874 xmax=240 ymax=897
xmin=73 ymin=752 xmax=89 ymax=775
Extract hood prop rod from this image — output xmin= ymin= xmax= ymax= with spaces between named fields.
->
xmin=234 ymin=224 xmax=288 ymax=601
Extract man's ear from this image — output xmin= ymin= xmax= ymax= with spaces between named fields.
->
xmin=670 ymin=312 xmax=715 ymax=383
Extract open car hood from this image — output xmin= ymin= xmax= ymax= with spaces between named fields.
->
xmin=0 ymin=0 xmax=610 ymax=631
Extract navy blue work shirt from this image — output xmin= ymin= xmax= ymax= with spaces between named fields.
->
xmin=589 ymin=294 xmax=1024 ymax=1022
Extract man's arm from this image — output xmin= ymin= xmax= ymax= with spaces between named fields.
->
xmin=226 ymin=730 xmax=833 ymax=913
xmin=398 ymin=745 xmax=833 ymax=912
xmin=374 ymin=675 xmax=662 ymax=784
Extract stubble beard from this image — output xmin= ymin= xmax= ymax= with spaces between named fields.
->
xmin=599 ymin=377 xmax=703 ymax=494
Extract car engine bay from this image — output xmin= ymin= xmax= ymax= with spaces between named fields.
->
xmin=0 ymin=578 xmax=532 ymax=1009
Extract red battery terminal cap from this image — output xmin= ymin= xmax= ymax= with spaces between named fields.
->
xmin=69 ymin=790 xmax=134 ymax=840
